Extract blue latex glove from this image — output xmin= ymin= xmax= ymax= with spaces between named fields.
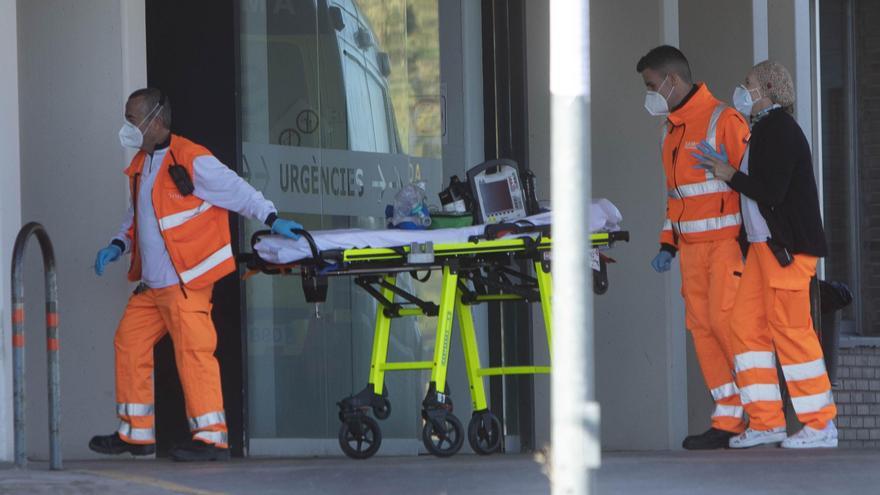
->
xmin=94 ymin=244 xmax=122 ymax=276
xmin=691 ymin=141 xmax=728 ymax=170
xmin=651 ymin=250 xmax=673 ymax=273
xmin=271 ymin=218 xmax=303 ymax=240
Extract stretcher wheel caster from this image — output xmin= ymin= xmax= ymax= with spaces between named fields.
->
xmin=467 ymin=411 xmax=502 ymax=455
xmin=338 ymin=415 xmax=382 ymax=459
xmin=421 ymin=414 xmax=464 ymax=457
xmin=373 ymin=397 xmax=391 ymax=420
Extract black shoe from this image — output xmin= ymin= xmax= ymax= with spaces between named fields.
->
xmin=169 ymin=439 xmax=230 ymax=462
xmin=682 ymin=428 xmax=736 ymax=450
xmin=89 ymin=433 xmax=155 ymax=456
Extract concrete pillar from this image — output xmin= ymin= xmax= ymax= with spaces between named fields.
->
xmin=16 ymin=0 xmax=146 ymax=459
xmin=0 ymin=0 xmax=22 ymax=463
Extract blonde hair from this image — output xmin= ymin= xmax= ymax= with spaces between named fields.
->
xmin=750 ymin=60 xmax=795 ymax=111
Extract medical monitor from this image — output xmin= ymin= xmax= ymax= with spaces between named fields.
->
xmin=467 ymin=159 xmax=529 ymax=224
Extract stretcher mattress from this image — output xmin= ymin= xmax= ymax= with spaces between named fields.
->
xmin=254 ymin=199 xmax=622 ymax=265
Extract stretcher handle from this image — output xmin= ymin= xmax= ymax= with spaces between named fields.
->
xmin=250 ymin=228 xmax=322 ymax=265
xmin=292 ymin=229 xmax=321 ymax=261
xmin=608 ymin=231 xmax=630 ymax=243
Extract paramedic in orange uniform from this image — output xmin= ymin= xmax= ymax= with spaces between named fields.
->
xmin=89 ymin=88 xmax=302 ymax=461
xmin=694 ymin=61 xmax=837 ymax=449
xmin=637 ymin=45 xmax=751 ymax=449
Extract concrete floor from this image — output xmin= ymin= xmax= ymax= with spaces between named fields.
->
xmin=1 ymin=448 xmax=878 ymax=494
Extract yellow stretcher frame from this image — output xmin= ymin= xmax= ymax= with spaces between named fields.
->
xmin=346 ymin=233 xmax=614 ymax=404
xmin=242 ymin=228 xmax=627 ymax=459
xmin=457 ymin=257 xmax=553 ymax=412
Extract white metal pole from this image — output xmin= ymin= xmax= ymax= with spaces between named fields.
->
xmin=550 ymin=1 xmax=597 ymax=494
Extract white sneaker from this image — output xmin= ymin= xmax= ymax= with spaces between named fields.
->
xmin=781 ymin=421 xmax=838 ymax=449
xmin=729 ymin=427 xmax=787 ymax=448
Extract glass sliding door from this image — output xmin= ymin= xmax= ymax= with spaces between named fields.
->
xmin=239 ymin=0 xmax=444 ymax=454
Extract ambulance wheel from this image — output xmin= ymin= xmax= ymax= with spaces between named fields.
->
xmin=467 ymin=412 xmax=502 ymax=455
xmin=373 ymin=397 xmax=391 ymax=420
xmin=338 ymin=416 xmax=382 ymax=459
xmin=422 ymin=414 xmax=464 ymax=457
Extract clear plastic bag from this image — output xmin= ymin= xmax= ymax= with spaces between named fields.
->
xmin=389 ymin=181 xmax=432 ymax=229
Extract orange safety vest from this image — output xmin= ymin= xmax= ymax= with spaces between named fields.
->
xmin=123 ymin=134 xmax=235 ymax=289
xmin=659 ymin=83 xmax=751 ymax=248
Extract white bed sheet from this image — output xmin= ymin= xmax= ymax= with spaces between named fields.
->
xmin=254 ymin=199 xmax=622 ymax=265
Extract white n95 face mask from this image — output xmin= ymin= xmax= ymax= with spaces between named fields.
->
xmin=733 ymin=85 xmax=760 ymax=116
xmin=644 ymin=75 xmax=674 ymax=116
xmin=118 ymin=121 xmax=144 ymax=149
xmin=118 ymin=102 xmax=162 ymax=149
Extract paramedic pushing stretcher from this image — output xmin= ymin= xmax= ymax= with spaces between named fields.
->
xmin=89 ymin=88 xmax=302 ymax=462
xmin=638 ymin=46 xmax=751 ymax=449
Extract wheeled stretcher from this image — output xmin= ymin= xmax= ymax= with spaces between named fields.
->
xmin=240 ymin=208 xmax=628 ymax=459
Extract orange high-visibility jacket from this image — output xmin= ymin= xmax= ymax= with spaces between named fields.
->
xmin=124 ymin=135 xmax=235 ymax=289
xmin=660 ymin=84 xmax=751 ymax=249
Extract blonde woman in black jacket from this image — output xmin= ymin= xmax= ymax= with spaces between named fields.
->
xmin=694 ymin=60 xmax=836 ymax=449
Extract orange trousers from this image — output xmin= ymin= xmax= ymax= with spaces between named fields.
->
xmin=729 ymin=242 xmax=836 ymax=431
xmin=679 ymin=238 xmax=745 ymax=433
xmin=114 ymin=284 xmax=228 ymax=447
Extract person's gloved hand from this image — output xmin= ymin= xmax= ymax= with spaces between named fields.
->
xmin=651 ymin=250 xmax=674 ymax=273
xmin=95 ymin=244 xmax=123 ymax=276
xmin=692 ymin=141 xmax=736 ymax=181
xmin=271 ymin=218 xmax=303 ymax=240
xmin=693 ymin=141 xmax=729 ymax=163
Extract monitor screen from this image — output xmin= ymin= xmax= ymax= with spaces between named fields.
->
xmin=479 ymin=179 xmax=514 ymax=215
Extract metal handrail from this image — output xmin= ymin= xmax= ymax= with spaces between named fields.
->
xmin=11 ymin=222 xmax=61 ymax=470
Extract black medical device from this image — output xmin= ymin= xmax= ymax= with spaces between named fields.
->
xmin=466 ymin=159 xmax=532 ymax=224
xmin=767 ymin=238 xmax=794 ymax=267
xmin=168 ymin=150 xmax=195 ymax=196
xmin=438 ymin=175 xmax=473 ymax=213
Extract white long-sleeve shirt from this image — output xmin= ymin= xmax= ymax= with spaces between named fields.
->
xmin=113 ymin=145 xmax=277 ymax=289
xmin=739 ymin=145 xmax=772 ymax=243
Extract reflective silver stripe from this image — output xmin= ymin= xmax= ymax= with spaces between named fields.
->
xmin=782 ymin=358 xmax=828 ymax=382
xmin=662 ymin=219 xmax=672 ymax=231
xmin=702 ymin=104 xmax=727 ymax=181
xmin=117 ymin=403 xmax=154 ymax=417
xmin=179 ymin=244 xmax=233 ymax=284
xmin=158 ymin=201 xmax=213 ymax=231
xmin=673 ymin=213 xmax=741 ymax=235
xmin=711 ymin=381 xmax=739 ymax=401
xmin=659 ymin=121 xmax=667 ymax=154
xmin=705 ymin=104 xmax=726 ymax=149
xmin=791 ymin=391 xmax=834 ymax=414
xmin=117 ymin=420 xmax=155 ymax=442
xmin=189 ymin=411 xmax=227 ymax=431
xmin=712 ymin=404 xmax=744 ymax=419
xmin=193 ymin=430 xmax=228 ymax=445
xmin=739 ymin=384 xmax=782 ymax=404
xmin=668 ymin=179 xmax=732 ymax=199
xmin=735 ymin=351 xmax=776 ymax=374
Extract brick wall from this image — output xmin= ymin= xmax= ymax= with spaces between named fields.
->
xmin=831 ymin=346 xmax=880 ymax=447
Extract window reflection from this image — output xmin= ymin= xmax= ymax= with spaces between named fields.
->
xmin=243 ymin=0 xmax=441 ymax=156
xmin=240 ymin=0 xmax=443 ymax=448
